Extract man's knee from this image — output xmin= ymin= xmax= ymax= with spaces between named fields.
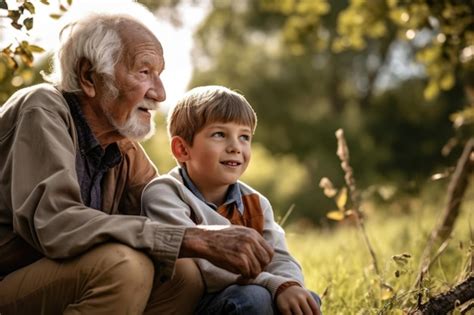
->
xmin=171 ymin=258 xmax=204 ymax=291
xmin=0 ymin=243 xmax=156 ymax=315
xmin=76 ymin=242 xmax=155 ymax=312
xmin=83 ymin=243 xmax=154 ymax=286
xmin=144 ymin=259 xmax=204 ymax=315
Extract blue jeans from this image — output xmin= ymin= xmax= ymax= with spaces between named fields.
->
xmin=195 ymin=284 xmax=322 ymax=315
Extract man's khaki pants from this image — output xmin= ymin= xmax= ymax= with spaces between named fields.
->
xmin=0 ymin=243 xmax=204 ymax=315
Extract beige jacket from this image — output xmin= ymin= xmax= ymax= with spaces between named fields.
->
xmin=0 ymin=84 xmax=185 ymax=279
xmin=142 ymin=167 xmax=305 ymax=299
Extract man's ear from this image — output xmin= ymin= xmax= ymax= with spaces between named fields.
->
xmin=171 ymin=136 xmax=191 ymax=163
xmin=77 ymin=58 xmax=96 ymax=98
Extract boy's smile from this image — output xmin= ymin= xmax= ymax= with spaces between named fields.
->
xmin=183 ymin=122 xmax=252 ymax=205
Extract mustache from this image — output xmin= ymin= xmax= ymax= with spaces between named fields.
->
xmin=137 ymin=99 xmax=159 ymax=111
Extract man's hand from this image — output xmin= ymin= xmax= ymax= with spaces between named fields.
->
xmin=180 ymin=225 xmax=274 ymax=279
xmin=276 ymin=286 xmax=321 ymax=315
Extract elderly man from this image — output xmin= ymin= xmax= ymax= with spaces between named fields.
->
xmin=0 ymin=4 xmax=273 ymax=315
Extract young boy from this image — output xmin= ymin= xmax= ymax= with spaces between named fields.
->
xmin=142 ymin=85 xmax=321 ymax=315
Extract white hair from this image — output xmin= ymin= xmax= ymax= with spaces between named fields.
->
xmin=46 ymin=1 xmax=161 ymax=94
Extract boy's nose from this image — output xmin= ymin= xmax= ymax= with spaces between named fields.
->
xmin=226 ymin=140 xmax=241 ymax=153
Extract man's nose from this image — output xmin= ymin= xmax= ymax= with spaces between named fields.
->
xmin=146 ymin=75 xmax=166 ymax=102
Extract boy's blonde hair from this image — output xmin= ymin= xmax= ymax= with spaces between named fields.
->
xmin=168 ymin=85 xmax=257 ymax=144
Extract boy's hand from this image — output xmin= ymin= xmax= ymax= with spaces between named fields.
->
xmin=276 ymin=286 xmax=321 ymax=315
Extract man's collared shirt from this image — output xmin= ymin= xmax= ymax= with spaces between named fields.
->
xmin=63 ymin=92 xmax=122 ymax=210
xmin=179 ymin=167 xmax=244 ymax=214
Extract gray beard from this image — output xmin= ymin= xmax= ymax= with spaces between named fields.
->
xmin=101 ymin=87 xmax=157 ymax=141
xmin=112 ymin=109 xmax=156 ymax=141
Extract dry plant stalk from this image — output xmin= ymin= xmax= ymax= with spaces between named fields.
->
xmin=413 ymin=138 xmax=474 ymax=290
xmin=335 ymin=128 xmax=380 ymax=275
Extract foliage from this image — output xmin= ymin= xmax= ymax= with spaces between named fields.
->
xmin=262 ymin=0 xmax=474 ymax=101
xmin=188 ymin=0 xmax=468 ymax=222
xmin=0 ymin=0 xmax=185 ymax=101
xmin=0 ymin=0 xmax=71 ymax=79
xmin=286 ymin=185 xmax=473 ymax=314
xmin=0 ymin=57 xmax=49 ymax=103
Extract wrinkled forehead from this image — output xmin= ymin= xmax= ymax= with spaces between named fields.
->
xmin=116 ymin=19 xmax=164 ymax=67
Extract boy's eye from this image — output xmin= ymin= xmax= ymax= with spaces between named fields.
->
xmin=211 ymin=131 xmax=225 ymax=138
xmin=240 ymin=134 xmax=251 ymax=141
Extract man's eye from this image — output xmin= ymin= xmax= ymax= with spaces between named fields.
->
xmin=140 ymin=70 xmax=149 ymax=75
xmin=211 ymin=132 xmax=225 ymax=138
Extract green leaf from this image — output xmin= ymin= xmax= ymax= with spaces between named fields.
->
xmin=10 ymin=20 xmax=22 ymax=30
xmin=59 ymin=4 xmax=67 ymax=12
xmin=20 ymin=41 xmax=30 ymax=49
xmin=49 ymin=13 xmax=62 ymax=20
xmin=386 ymin=0 xmax=397 ymax=8
xmin=4 ymin=54 xmax=18 ymax=70
xmin=67 ymin=0 xmax=73 ymax=5
xmin=21 ymin=69 xmax=34 ymax=84
xmin=424 ymin=80 xmax=439 ymax=100
xmin=450 ymin=107 xmax=474 ymax=127
xmin=23 ymin=17 xmax=33 ymax=30
xmin=2 ymin=43 xmax=12 ymax=52
xmin=392 ymin=253 xmax=411 ymax=266
xmin=380 ymin=285 xmax=394 ymax=300
xmin=28 ymin=44 xmax=45 ymax=53
xmin=19 ymin=51 xmax=34 ymax=67
xmin=0 ymin=0 xmax=8 ymax=10
xmin=0 ymin=61 xmax=6 ymax=81
xmin=336 ymin=187 xmax=347 ymax=210
xmin=16 ymin=42 xmax=34 ymax=66
xmin=326 ymin=210 xmax=345 ymax=221
xmin=40 ymin=0 xmax=50 ymax=4
xmin=440 ymin=72 xmax=454 ymax=90
xmin=24 ymin=2 xmax=35 ymax=14
xmin=7 ymin=10 xmax=21 ymax=21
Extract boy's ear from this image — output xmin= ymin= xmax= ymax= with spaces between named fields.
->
xmin=171 ymin=136 xmax=191 ymax=163
xmin=77 ymin=58 xmax=96 ymax=98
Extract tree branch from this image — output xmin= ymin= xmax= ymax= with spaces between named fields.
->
xmin=414 ymin=276 xmax=474 ymax=315
xmin=416 ymin=138 xmax=474 ymax=285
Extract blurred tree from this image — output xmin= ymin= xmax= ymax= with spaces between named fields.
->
xmin=0 ymin=0 xmax=51 ymax=102
xmin=187 ymin=0 xmax=470 ymax=221
xmin=0 ymin=0 xmax=185 ymax=103
xmin=263 ymin=0 xmax=474 ymax=100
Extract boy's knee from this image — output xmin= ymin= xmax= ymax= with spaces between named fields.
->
xmin=224 ymin=285 xmax=273 ymax=315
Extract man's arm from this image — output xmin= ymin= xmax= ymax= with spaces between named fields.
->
xmin=180 ymin=226 xmax=273 ymax=279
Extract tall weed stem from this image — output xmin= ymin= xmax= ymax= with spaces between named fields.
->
xmin=335 ymin=128 xmax=380 ymax=275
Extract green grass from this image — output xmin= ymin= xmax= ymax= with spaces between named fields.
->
xmin=286 ymin=193 xmax=473 ymax=314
